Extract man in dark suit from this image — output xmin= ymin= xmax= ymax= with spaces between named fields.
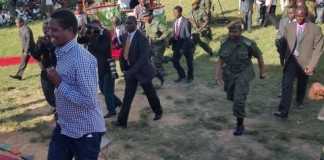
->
xmin=170 ymin=6 xmax=195 ymax=83
xmin=10 ymin=17 xmax=35 ymax=80
xmin=274 ymin=6 xmax=324 ymax=119
xmin=78 ymin=20 xmax=122 ymax=119
xmin=113 ymin=16 xmax=163 ymax=128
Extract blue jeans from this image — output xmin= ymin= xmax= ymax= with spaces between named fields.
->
xmin=48 ymin=126 xmax=103 ymax=160
xmin=99 ymin=72 xmax=121 ymax=114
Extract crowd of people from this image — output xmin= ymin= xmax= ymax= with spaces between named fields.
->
xmin=5 ymin=0 xmax=324 ymax=159
xmin=0 ymin=10 xmax=11 ymax=26
xmin=0 ymin=0 xmax=68 ymax=26
xmin=239 ymin=0 xmax=324 ymax=32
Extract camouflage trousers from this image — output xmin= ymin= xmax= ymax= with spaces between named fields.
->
xmin=151 ymin=42 xmax=166 ymax=75
xmin=192 ymin=32 xmax=213 ymax=55
xmin=224 ymin=75 xmax=250 ymax=118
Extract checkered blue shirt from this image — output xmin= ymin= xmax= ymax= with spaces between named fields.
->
xmin=55 ymin=39 xmax=106 ymax=138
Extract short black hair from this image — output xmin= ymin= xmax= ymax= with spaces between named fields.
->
xmin=174 ymin=6 xmax=183 ymax=13
xmin=126 ymin=16 xmax=137 ymax=24
xmin=50 ymin=9 xmax=78 ymax=34
xmin=15 ymin=16 xmax=25 ymax=24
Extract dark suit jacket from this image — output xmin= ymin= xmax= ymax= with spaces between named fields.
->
xmin=78 ymin=29 xmax=112 ymax=77
xmin=283 ymin=21 xmax=324 ymax=69
xmin=170 ymin=17 xmax=194 ymax=51
xmin=119 ymin=30 xmax=156 ymax=84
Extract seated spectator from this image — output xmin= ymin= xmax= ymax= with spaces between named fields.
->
xmin=118 ymin=0 xmax=131 ymax=9
xmin=0 ymin=13 xmax=5 ymax=26
xmin=133 ymin=0 xmax=148 ymax=19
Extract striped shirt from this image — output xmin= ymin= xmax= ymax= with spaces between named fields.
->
xmin=55 ymin=39 xmax=106 ymax=138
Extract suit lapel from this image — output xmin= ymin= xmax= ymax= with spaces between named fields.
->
xmin=128 ymin=30 xmax=138 ymax=60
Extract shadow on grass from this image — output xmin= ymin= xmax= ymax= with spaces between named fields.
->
xmin=0 ymin=104 xmax=51 ymax=124
xmin=23 ymin=73 xmax=40 ymax=80
xmin=0 ymin=98 xmax=45 ymax=113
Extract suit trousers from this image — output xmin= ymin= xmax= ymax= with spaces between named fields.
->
xmin=117 ymin=77 xmax=162 ymax=126
xmin=172 ymin=48 xmax=194 ymax=79
xmin=16 ymin=53 xmax=31 ymax=77
xmin=278 ymin=56 xmax=309 ymax=115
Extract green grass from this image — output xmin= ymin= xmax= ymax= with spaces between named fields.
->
xmin=1 ymin=0 xmax=324 ymax=159
xmin=0 ymin=21 xmax=43 ymax=57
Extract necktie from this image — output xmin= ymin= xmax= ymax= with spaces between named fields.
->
xmin=123 ymin=34 xmax=132 ymax=62
xmin=295 ymin=25 xmax=304 ymax=57
xmin=175 ymin=19 xmax=181 ymax=40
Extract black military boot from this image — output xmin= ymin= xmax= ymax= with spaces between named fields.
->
xmin=233 ymin=117 xmax=245 ymax=136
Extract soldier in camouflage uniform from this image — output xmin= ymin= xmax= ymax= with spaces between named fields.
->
xmin=200 ymin=0 xmax=212 ymax=19
xmin=190 ymin=0 xmax=214 ymax=56
xmin=215 ymin=21 xmax=266 ymax=136
xmin=143 ymin=11 xmax=170 ymax=86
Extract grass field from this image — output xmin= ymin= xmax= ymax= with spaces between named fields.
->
xmin=1 ymin=0 xmax=324 ymax=159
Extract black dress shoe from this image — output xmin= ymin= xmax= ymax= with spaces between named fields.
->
xmin=9 ymin=75 xmax=22 ymax=80
xmin=186 ymin=78 xmax=193 ymax=83
xmin=273 ymin=112 xmax=288 ymax=119
xmin=174 ymin=77 xmax=185 ymax=83
xmin=111 ymin=121 xmax=127 ymax=128
xmin=295 ymin=103 xmax=304 ymax=110
xmin=233 ymin=125 xmax=245 ymax=136
xmin=104 ymin=112 xmax=116 ymax=119
xmin=153 ymin=113 xmax=162 ymax=121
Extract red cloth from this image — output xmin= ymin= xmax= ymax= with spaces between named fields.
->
xmin=109 ymin=30 xmax=122 ymax=60
xmin=112 ymin=48 xmax=122 ymax=59
xmin=0 ymin=56 xmax=37 ymax=67
xmin=0 ymin=154 xmax=19 ymax=160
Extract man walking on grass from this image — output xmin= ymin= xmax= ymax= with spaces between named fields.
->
xmin=274 ymin=6 xmax=324 ymax=119
xmin=10 ymin=17 xmax=35 ymax=80
xmin=46 ymin=9 xmax=106 ymax=160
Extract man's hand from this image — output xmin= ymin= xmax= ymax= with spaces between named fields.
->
xmin=309 ymin=82 xmax=324 ymax=100
xmin=47 ymin=67 xmax=62 ymax=88
xmin=304 ymin=66 xmax=315 ymax=76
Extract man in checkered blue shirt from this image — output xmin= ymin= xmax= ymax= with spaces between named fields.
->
xmin=46 ymin=9 xmax=106 ymax=160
